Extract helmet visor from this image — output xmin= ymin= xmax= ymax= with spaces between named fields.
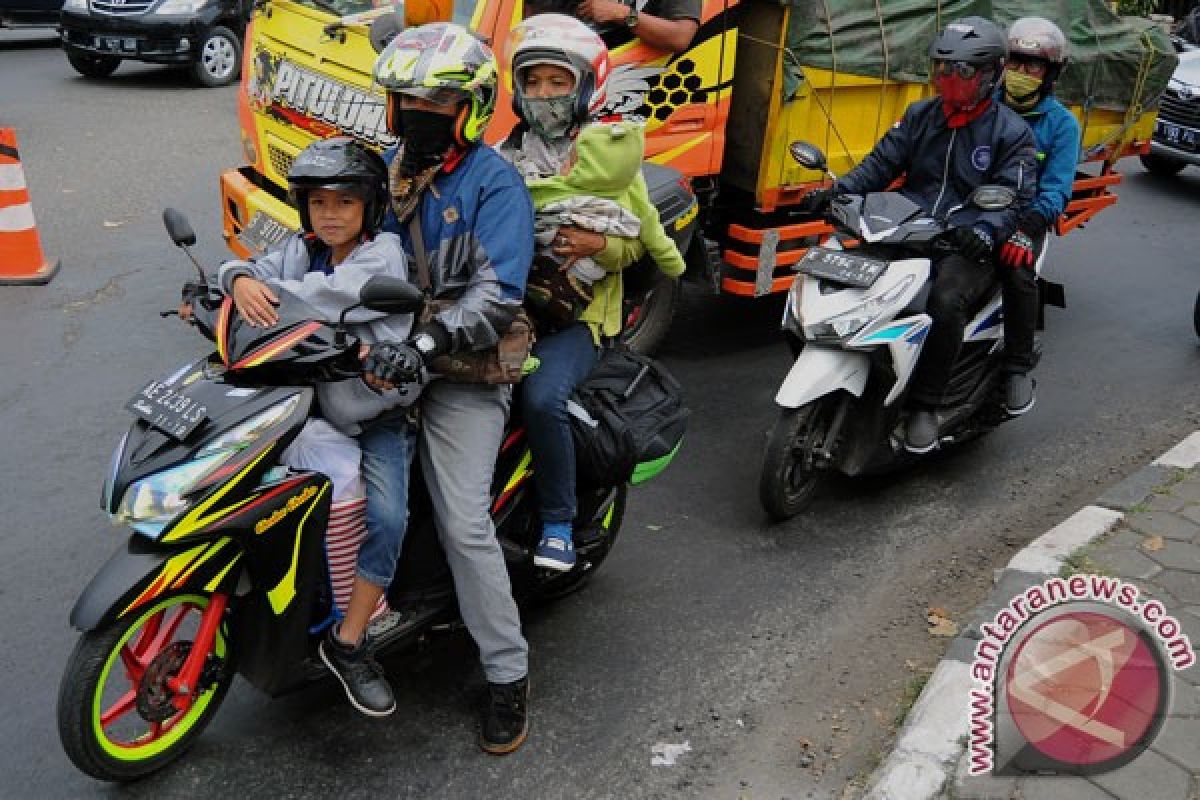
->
xmin=931 ymin=60 xmax=979 ymax=80
xmin=393 ymin=86 xmax=467 ymax=106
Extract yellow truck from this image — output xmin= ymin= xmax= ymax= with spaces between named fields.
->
xmin=219 ymin=0 xmax=1175 ymax=347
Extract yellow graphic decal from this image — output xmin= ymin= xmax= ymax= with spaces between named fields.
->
xmin=121 ymin=542 xmax=211 ymax=617
xmin=255 ymin=485 xmax=319 ymax=535
xmin=503 ymin=450 xmax=534 ymax=495
xmin=674 ymin=201 xmax=699 ymax=231
xmin=267 ymin=482 xmax=329 ymax=615
xmin=204 ymin=553 xmax=243 ymax=592
xmin=162 ymin=447 xmax=275 ymax=542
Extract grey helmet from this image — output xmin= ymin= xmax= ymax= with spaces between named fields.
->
xmin=287 ymin=137 xmax=389 ymax=235
xmin=1007 ymin=17 xmax=1069 ymax=89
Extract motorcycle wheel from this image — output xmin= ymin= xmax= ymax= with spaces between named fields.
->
xmin=57 ymin=592 xmax=234 ymax=782
xmin=538 ymin=483 xmax=627 ymax=601
xmin=759 ymin=400 xmax=835 ymax=522
xmin=621 ymin=270 xmax=680 ymax=356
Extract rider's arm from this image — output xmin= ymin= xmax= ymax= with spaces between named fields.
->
xmin=431 ymin=164 xmax=535 ymax=353
xmin=631 ymin=174 xmax=686 ymax=278
xmin=834 ymin=104 xmax=919 ymax=196
xmin=1027 ymin=105 xmax=1081 ymax=231
xmin=217 ymin=235 xmax=295 ymax=293
xmin=976 ymin=124 xmax=1038 ymax=242
xmin=593 ymin=234 xmax=644 ymax=272
xmin=269 ymin=235 xmax=407 ymax=324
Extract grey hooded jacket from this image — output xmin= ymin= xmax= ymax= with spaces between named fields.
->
xmin=217 ymin=232 xmax=415 ymax=435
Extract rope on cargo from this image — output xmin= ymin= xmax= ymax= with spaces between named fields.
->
xmin=820 ymin=0 xmax=837 ymax=169
xmin=872 ymin=0 xmax=890 ymax=143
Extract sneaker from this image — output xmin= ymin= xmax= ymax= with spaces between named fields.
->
xmin=904 ymin=409 xmax=939 ymax=454
xmin=1004 ymin=373 xmax=1036 ymax=416
xmin=319 ymin=627 xmax=396 ymax=717
xmin=533 ymin=535 xmax=576 ymax=572
xmin=479 ymin=677 xmax=529 ymax=755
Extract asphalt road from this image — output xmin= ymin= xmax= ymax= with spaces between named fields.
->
xmin=2 ymin=30 xmax=1198 ymax=799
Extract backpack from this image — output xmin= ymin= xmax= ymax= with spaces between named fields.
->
xmin=567 ymin=346 xmax=689 ymax=487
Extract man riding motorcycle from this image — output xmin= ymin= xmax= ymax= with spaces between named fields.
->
xmin=808 ymin=16 xmax=1037 ymax=453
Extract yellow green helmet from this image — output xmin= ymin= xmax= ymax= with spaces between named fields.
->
xmin=374 ymin=23 xmax=498 ymax=145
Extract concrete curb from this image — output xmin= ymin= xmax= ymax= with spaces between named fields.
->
xmin=861 ymin=432 xmax=1200 ymax=800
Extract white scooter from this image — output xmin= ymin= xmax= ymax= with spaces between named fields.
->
xmin=758 ymin=142 xmax=1050 ymax=521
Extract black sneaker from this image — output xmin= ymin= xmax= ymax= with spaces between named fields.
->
xmin=319 ymin=627 xmax=396 ymax=717
xmin=904 ymin=409 xmax=939 ymax=454
xmin=1004 ymin=373 xmax=1036 ymax=416
xmin=479 ymin=677 xmax=529 ymax=755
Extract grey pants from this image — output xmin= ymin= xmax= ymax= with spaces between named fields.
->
xmin=419 ymin=380 xmax=529 ymax=684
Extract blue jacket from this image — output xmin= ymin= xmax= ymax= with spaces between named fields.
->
xmin=382 ymin=144 xmax=534 ymax=353
xmin=835 ymin=98 xmax=1037 ymax=242
xmin=1016 ymin=95 xmax=1082 ymax=229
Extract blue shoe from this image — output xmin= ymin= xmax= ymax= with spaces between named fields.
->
xmin=533 ymin=524 xmax=576 ymax=572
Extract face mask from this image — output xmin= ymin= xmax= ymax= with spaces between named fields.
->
xmin=399 ymin=108 xmax=458 ymax=170
xmin=519 ymin=94 xmax=577 ymax=140
xmin=1003 ymin=70 xmax=1043 ymax=112
xmin=933 ymin=71 xmax=986 ymax=112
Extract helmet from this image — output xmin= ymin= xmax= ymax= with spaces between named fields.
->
xmin=1007 ymin=17 xmax=1069 ymax=88
xmin=509 ymin=14 xmax=610 ymax=130
xmin=373 ymin=23 xmax=498 ymax=145
xmin=928 ymin=17 xmax=1007 ymax=111
xmin=287 ymin=137 xmax=389 ymax=235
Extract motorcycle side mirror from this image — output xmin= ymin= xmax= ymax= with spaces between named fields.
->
xmin=163 ymin=208 xmax=197 ymax=247
xmin=368 ymin=10 xmax=403 ymax=54
xmin=359 ymin=275 xmax=425 ymax=314
xmin=788 ymin=141 xmax=828 ymax=172
xmin=970 ymin=185 xmax=1017 ymax=211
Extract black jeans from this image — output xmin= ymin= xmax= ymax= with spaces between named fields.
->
xmin=997 ymin=232 xmax=1043 ymax=375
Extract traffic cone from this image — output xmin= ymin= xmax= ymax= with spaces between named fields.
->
xmin=0 ymin=128 xmax=60 ymax=286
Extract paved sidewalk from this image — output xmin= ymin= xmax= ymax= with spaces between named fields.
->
xmin=863 ymin=433 xmax=1200 ymax=800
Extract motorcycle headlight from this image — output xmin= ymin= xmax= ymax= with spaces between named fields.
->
xmin=154 ymin=0 xmax=211 ymax=13
xmin=113 ymin=394 xmax=302 ymax=538
xmin=802 ymin=275 xmax=916 ymax=343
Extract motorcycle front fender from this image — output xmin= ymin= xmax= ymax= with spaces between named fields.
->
xmin=774 ymin=346 xmax=869 ymax=410
xmin=70 ymin=536 xmax=242 ymax=632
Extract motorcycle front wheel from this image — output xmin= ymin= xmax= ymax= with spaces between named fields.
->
xmin=759 ymin=399 xmax=838 ymax=522
xmin=57 ymin=592 xmax=234 ymax=782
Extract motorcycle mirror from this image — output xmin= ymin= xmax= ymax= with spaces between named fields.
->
xmin=788 ymin=141 xmax=828 ymax=172
xmin=359 ymin=275 xmax=425 ymax=314
xmin=368 ymin=10 xmax=403 ymax=54
xmin=163 ymin=208 xmax=197 ymax=247
xmin=969 ymin=185 xmax=1017 ymax=211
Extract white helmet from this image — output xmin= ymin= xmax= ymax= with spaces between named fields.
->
xmin=509 ymin=13 xmax=610 ymax=129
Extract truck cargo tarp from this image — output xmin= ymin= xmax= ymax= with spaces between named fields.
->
xmin=782 ymin=1 xmax=1176 ymax=113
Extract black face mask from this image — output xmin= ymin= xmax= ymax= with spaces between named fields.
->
xmin=398 ymin=108 xmax=458 ymax=172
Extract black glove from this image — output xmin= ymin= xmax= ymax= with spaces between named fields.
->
xmin=801 ymin=187 xmax=833 ymax=215
xmin=1017 ymin=211 xmax=1050 ymax=239
xmin=363 ymin=342 xmax=425 ymax=388
xmin=950 ymin=225 xmax=995 ymax=262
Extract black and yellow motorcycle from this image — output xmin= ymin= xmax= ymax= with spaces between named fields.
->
xmin=56 ymin=211 xmax=626 ymax=782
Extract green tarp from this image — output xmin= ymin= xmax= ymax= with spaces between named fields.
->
xmin=782 ymin=1 xmax=1177 ymax=113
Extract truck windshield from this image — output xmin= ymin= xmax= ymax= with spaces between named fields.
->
xmin=293 ymin=0 xmax=476 ymax=26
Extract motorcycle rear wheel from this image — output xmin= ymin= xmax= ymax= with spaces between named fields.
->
xmin=759 ymin=400 xmax=835 ymax=522
xmin=57 ymin=592 xmax=234 ymax=782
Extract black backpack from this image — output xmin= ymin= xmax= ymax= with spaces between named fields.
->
xmin=567 ymin=346 xmax=689 ymax=487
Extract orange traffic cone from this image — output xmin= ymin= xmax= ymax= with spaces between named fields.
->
xmin=0 ymin=128 xmax=60 ymax=286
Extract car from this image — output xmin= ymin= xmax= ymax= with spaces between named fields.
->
xmin=1142 ymin=45 xmax=1200 ymax=175
xmin=58 ymin=0 xmax=247 ymax=87
xmin=0 ymin=0 xmax=63 ymax=27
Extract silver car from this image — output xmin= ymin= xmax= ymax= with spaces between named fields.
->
xmin=1143 ymin=47 xmax=1200 ymax=175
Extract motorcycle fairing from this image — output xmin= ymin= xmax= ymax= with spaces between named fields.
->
xmin=965 ymin=295 xmax=1005 ymax=342
xmin=775 ymin=346 xmax=869 ymax=409
xmin=214 ymin=295 xmax=350 ymax=373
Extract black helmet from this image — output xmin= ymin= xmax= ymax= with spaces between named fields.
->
xmin=287 ymin=137 xmax=389 ymax=235
xmin=929 ymin=16 xmax=1007 ymax=66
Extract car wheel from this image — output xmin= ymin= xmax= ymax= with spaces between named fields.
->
xmin=191 ymin=26 xmax=241 ymax=87
xmin=1140 ymin=153 xmax=1187 ymax=177
xmin=66 ymin=51 xmax=121 ymax=79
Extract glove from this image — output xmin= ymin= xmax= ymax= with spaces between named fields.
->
xmin=999 ymin=230 xmax=1036 ymax=269
xmin=1018 ymin=211 xmax=1050 ymax=239
xmin=951 ymin=225 xmax=994 ymax=262
xmin=362 ymin=342 xmax=425 ymax=389
xmin=801 ymin=187 xmax=833 ymax=215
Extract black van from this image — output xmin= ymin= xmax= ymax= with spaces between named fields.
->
xmin=59 ymin=0 xmax=246 ymax=86
xmin=1 ymin=0 xmax=63 ymax=27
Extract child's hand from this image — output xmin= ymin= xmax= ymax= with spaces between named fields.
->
xmin=177 ymin=301 xmax=193 ymax=322
xmin=231 ymin=276 xmax=280 ymax=327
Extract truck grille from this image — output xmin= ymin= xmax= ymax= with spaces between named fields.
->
xmin=1159 ymin=87 xmax=1200 ymax=129
xmin=90 ymin=0 xmax=154 ymax=14
xmin=268 ymin=145 xmax=295 ymax=184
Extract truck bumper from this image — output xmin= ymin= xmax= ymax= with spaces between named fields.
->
xmin=219 ymin=167 xmax=299 ymax=259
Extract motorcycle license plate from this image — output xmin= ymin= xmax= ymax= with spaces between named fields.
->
xmin=125 ymin=380 xmax=207 ymax=440
xmin=237 ymin=212 xmax=294 ymax=257
xmin=1156 ymin=120 xmax=1199 ymax=152
xmin=797 ymin=247 xmax=887 ymax=289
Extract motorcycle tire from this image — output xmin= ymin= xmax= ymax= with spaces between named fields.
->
xmin=57 ymin=592 xmax=234 ymax=782
xmin=759 ymin=400 xmax=835 ymax=522
xmin=537 ymin=483 xmax=626 ymax=602
xmin=620 ymin=269 xmax=680 ymax=357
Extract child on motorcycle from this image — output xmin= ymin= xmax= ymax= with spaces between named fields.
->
xmin=809 ymin=17 xmax=1037 ymax=453
xmin=215 ymin=137 xmax=418 ymax=718
xmin=995 ymin=17 xmax=1081 ymax=415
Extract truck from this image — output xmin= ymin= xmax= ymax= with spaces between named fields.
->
xmin=218 ymin=0 xmax=1176 ymax=352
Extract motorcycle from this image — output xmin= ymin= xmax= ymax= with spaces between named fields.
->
xmin=56 ymin=211 xmax=626 ymax=782
xmin=758 ymin=142 xmax=1049 ymax=521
